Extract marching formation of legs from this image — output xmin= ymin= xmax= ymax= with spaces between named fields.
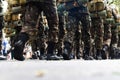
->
xmin=0 ymin=0 xmax=120 ymax=61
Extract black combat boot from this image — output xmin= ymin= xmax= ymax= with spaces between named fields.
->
xmin=96 ymin=49 xmax=102 ymax=60
xmin=13 ymin=45 xmax=25 ymax=61
xmin=117 ymin=48 xmax=120 ymax=59
xmin=76 ymin=52 xmax=81 ymax=59
xmin=75 ymin=46 xmax=81 ymax=59
xmin=39 ymin=48 xmax=47 ymax=60
xmin=47 ymin=41 xmax=62 ymax=60
xmin=13 ymin=33 xmax=29 ymax=61
xmin=57 ymin=48 xmax=64 ymax=60
xmin=110 ymin=46 xmax=117 ymax=59
xmin=101 ymin=44 xmax=109 ymax=59
xmin=62 ymin=41 xmax=74 ymax=60
xmin=31 ymin=53 xmax=38 ymax=59
xmin=83 ymin=47 xmax=94 ymax=60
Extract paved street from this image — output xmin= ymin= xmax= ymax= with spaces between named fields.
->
xmin=0 ymin=59 xmax=120 ymax=80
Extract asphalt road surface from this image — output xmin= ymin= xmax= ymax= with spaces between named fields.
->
xmin=0 ymin=59 xmax=120 ymax=80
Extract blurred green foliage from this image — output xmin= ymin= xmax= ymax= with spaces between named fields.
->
xmin=113 ymin=0 xmax=120 ymax=12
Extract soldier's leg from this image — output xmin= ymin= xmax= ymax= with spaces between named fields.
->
xmin=43 ymin=1 xmax=61 ymax=60
xmin=118 ymin=26 xmax=120 ymax=48
xmin=57 ymin=14 xmax=65 ymax=58
xmin=92 ymin=18 xmax=104 ymax=60
xmin=0 ymin=30 xmax=2 ymax=55
xmin=63 ymin=16 xmax=75 ymax=60
xmin=118 ymin=35 xmax=120 ymax=48
xmin=74 ymin=21 xmax=81 ymax=59
xmin=0 ymin=16 xmax=4 ymax=55
xmin=37 ymin=31 xmax=47 ymax=60
xmin=13 ymin=2 xmax=40 ymax=61
xmin=81 ymin=15 xmax=93 ymax=60
xmin=118 ymin=33 xmax=120 ymax=56
xmin=110 ymin=25 xmax=118 ymax=59
xmin=36 ymin=14 xmax=47 ymax=60
xmin=90 ymin=22 xmax=96 ymax=58
xmin=102 ymin=23 xmax=112 ymax=59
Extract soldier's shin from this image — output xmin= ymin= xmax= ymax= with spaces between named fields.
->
xmin=47 ymin=41 xmax=56 ymax=54
xmin=40 ymin=48 xmax=45 ymax=55
xmin=83 ymin=47 xmax=91 ymax=56
xmin=74 ymin=31 xmax=81 ymax=55
xmin=47 ymin=15 xmax=58 ymax=42
xmin=118 ymin=35 xmax=120 ymax=47
xmin=57 ymin=40 xmax=64 ymax=55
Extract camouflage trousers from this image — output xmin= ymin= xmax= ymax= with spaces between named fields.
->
xmin=0 ymin=16 xmax=4 ymax=53
xmin=91 ymin=17 xmax=104 ymax=49
xmin=21 ymin=1 xmax=59 ymax=52
xmin=110 ymin=25 xmax=118 ymax=48
xmin=118 ymin=26 xmax=120 ymax=47
xmin=57 ymin=14 xmax=66 ymax=54
xmin=64 ymin=14 xmax=91 ymax=56
xmin=103 ymin=18 xmax=118 ymax=48
xmin=103 ymin=22 xmax=112 ymax=46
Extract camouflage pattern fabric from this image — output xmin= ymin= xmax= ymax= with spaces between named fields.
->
xmin=60 ymin=0 xmax=92 ymax=59
xmin=21 ymin=1 xmax=58 ymax=42
xmin=91 ymin=17 xmax=104 ymax=49
xmin=11 ymin=0 xmax=59 ymax=60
